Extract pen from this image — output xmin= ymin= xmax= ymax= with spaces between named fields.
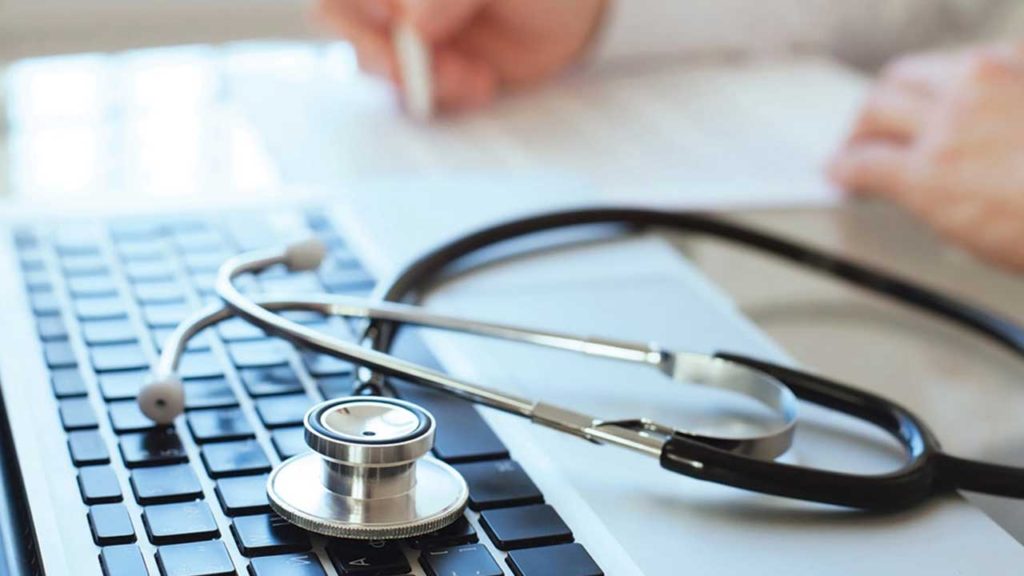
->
xmin=393 ymin=20 xmax=434 ymax=121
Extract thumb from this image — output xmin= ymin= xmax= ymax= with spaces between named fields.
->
xmin=402 ymin=0 xmax=489 ymax=43
xmin=828 ymin=142 xmax=911 ymax=199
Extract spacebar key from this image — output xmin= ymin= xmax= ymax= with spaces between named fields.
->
xmin=388 ymin=335 xmax=508 ymax=463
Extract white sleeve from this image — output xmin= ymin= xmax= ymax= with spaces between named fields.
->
xmin=590 ymin=0 xmax=1021 ymax=70
xmin=591 ymin=0 xmax=830 ymax=65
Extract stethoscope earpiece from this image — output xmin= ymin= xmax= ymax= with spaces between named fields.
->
xmin=283 ymin=238 xmax=328 ymax=272
xmin=137 ymin=376 xmax=185 ymax=425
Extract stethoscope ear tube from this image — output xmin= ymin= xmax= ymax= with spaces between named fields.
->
xmin=661 ymin=353 xmax=940 ymax=510
xmin=722 ymin=355 xmax=1024 ymax=502
xmin=664 ymin=353 xmax=1024 ymax=510
xmin=659 ymin=433 xmax=937 ymax=510
xmin=937 ymin=455 xmax=1024 ymax=499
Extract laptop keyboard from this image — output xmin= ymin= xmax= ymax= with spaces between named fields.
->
xmin=12 ymin=210 xmax=603 ymax=576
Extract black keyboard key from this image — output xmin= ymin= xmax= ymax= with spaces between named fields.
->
xmin=131 ymin=464 xmax=202 ymax=504
xmin=37 ymin=315 xmax=68 ymax=341
xmin=109 ymin=401 xmax=159 ymax=433
xmin=21 ymin=248 xmax=43 ymax=267
xmin=154 ymin=327 xmax=209 ymax=353
xmin=60 ymin=397 xmax=99 ymax=430
xmin=228 ymin=340 xmax=289 ymax=369
xmin=175 ymin=230 xmax=224 ymax=253
xmin=124 ymin=260 xmax=175 ymax=283
xmin=217 ymin=318 xmax=265 ymax=342
xmin=479 ymin=504 xmax=573 ymax=550
xmin=78 ymin=466 xmax=123 ymax=504
xmin=260 ymin=274 xmax=321 ymax=293
xmin=328 ymin=540 xmax=410 ymax=575
xmin=83 ymin=319 xmax=138 ymax=346
xmin=31 ymin=291 xmax=61 ymax=315
xmin=270 ymin=427 xmax=306 ymax=459
xmin=118 ymin=240 xmax=166 ymax=262
xmin=215 ymin=474 xmax=271 ymax=516
xmin=120 ymin=428 xmax=188 ymax=467
xmin=506 ymin=543 xmax=602 ymax=576
xmin=183 ymin=378 xmax=238 ymax=410
xmin=248 ymin=553 xmax=326 ymax=576
xmin=62 ymin=254 xmax=108 ymax=276
xmin=88 ymin=503 xmax=136 ymax=545
xmin=154 ymin=328 xmax=210 ymax=353
xmin=408 ymin=516 xmax=478 ymax=549
xmin=182 ymin=251 xmax=230 ymax=272
xmin=390 ymin=341 xmax=508 ymax=463
xmin=23 ymin=269 xmax=52 ymax=292
xmin=45 ymin=340 xmax=78 ymax=368
xmin=99 ymin=370 xmax=149 ymax=400
xmin=143 ymin=501 xmax=219 ymax=544
xmin=420 ymin=544 xmax=502 ymax=576
xmin=20 ymin=248 xmax=43 ymax=265
xmin=301 ymin=352 xmax=353 ymax=378
xmin=14 ymin=230 xmax=38 ymax=248
xmin=156 ymin=541 xmax=235 ymax=576
xmin=143 ymin=303 xmax=192 ymax=328
xmin=316 ymin=375 xmax=354 ymax=399
xmin=68 ymin=274 xmax=119 ymax=298
xmin=187 ymin=408 xmax=254 ymax=443
xmin=55 ymin=236 xmax=100 ymax=256
xmin=111 ymin=221 xmax=163 ymax=241
xmin=135 ymin=281 xmax=186 ymax=304
xmin=178 ymin=351 xmax=224 ymax=380
xmin=101 ymin=544 xmax=150 ymax=576
xmin=68 ymin=430 xmax=110 ymax=465
xmin=239 ymin=366 xmax=304 ymax=397
xmin=91 ymin=343 xmax=149 ymax=372
xmin=254 ymin=394 xmax=312 ymax=429
xmin=201 ymin=440 xmax=270 ymax=478
xmin=453 ymin=460 xmax=543 ymax=511
xmin=51 ymin=367 xmax=87 ymax=397
xmin=231 ymin=514 xmax=310 ymax=557
xmin=320 ymin=268 xmax=375 ymax=294
xmin=190 ymin=273 xmax=218 ymax=296
xmin=76 ymin=297 xmax=128 ymax=321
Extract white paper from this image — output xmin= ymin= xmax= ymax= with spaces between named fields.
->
xmin=235 ymin=47 xmax=868 ymax=210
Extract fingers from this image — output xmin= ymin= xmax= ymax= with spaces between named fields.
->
xmin=432 ymin=48 xmax=498 ymax=111
xmin=927 ymin=196 xmax=1024 ymax=270
xmin=317 ymin=0 xmax=498 ymax=113
xmin=404 ymin=0 xmax=489 ymax=43
xmin=828 ymin=142 xmax=910 ymax=198
xmin=848 ymin=85 xmax=929 ymax=144
xmin=317 ymin=0 xmax=398 ymax=79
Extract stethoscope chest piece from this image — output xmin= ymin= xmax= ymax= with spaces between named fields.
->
xmin=267 ymin=397 xmax=468 ymax=540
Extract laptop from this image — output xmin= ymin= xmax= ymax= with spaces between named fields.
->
xmin=2 ymin=44 xmax=1024 ymax=576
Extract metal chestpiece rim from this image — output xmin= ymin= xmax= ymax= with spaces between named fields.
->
xmin=267 ymin=397 xmax=468 ymax=540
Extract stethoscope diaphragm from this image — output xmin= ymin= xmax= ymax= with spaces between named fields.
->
xmin=266 ymin=397 xmax=468 ymax=539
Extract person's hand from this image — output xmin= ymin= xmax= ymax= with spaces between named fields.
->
xmin=829 ymin=44 xmax=1024 ymax=270
xmin=316 ymin=0 xmax=607 ymax=112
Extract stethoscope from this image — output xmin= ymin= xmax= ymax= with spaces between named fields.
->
xmin=136 ymin=207 xmax=1024 ymax=541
